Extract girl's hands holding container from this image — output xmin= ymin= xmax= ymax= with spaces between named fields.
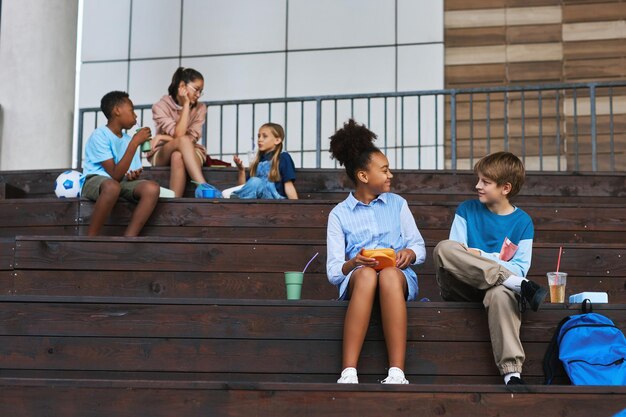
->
xmin=342 ymin=251 xmax=378 ymax=275
xmin=395 ymin=248 xmax=416 ymax=269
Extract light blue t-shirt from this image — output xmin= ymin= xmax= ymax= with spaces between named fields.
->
xmin=80 ymin=126 xmax=141 ymax=189
xmin=326 ymin=192 xmax=426 ymax=301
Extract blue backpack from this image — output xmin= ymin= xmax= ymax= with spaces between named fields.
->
xmin=544 ymin=301 xmax=626 ymax=385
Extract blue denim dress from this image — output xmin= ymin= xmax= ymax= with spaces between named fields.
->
xmin=232 ymin=159 xmax=285 ymax=199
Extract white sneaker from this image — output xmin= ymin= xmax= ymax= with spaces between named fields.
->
xmin=381 ymin=367 xmax=409 ymax=384
xmin=337 ymin=367 xmax=358 ymax=384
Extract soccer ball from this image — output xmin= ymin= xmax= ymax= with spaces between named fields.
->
xmin=54 ymin=170 xmax=82 ymax=198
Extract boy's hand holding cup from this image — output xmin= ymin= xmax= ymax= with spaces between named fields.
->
xmin=133 ymin=127 xmax=152 ymax=151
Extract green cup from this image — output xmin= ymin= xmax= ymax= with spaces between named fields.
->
xmin=284 ymin=271 xmax=304 ymax=300
xmin=140 ymin=139 xmax=152 ymax=152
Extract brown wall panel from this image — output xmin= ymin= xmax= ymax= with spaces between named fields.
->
xmin=445 ymin=0 xmax=506 ymax=11
xmin=563 ymin=2 xmax=626 ymax=23
xmin=506 ymin=24 xmax=562 ymax=44
xmin=445 ymin=64 xmax=507 ymax=86
xmin=564 ymin=39 xmax=626 ymax=60
xmin=445 ymin=27 xmax=506 ymax=47
xmin=508 ymin=61 xmax=563 ymax=82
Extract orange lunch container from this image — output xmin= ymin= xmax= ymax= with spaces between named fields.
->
xmin=360 ymin=248 xmax=396 ymax=271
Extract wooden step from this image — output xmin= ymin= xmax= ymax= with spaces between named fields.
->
xmin=3 ymin=168 xmax=626 ymax=200
xmin=3 ymin=236 xmax=624 ymax=302
xmin=0 ymin=297 xmax=623 ymax=384
xmin=0 ymin=373 xmax=624 ymax=417
xmin=1 ymin=199 xmax=625 ymax=244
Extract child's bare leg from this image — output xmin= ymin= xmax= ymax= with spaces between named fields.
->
xmin=169 ymin=151 xmax=187 ymax=197
xmin=342 ymin=267 xmax=378 ymax=369
xmin=124 ymin=181 xmax=160 ymax=237
xmin=177 ymin=137 xmax=206 ymax=185
xmin=87 ymin=180 xmax=121 ymax=236
xmin=153 ymin=136 xmax=207 ymax=185
xmin=379 ymin=267 xmax=408 ymax=369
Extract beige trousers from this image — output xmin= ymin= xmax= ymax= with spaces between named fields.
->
xmin=433 ymin=240 xmax=524 ymax=375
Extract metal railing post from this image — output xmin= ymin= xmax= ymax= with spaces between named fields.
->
xmin=77 ymin=110 xmax=84 ymax=169
xmin=450 ymin=91 xmax=457 ymax=170
xmin=590 ymin=84 xmax=597 ymax=172
xmin=316 ymin=98 xmax=322 ymax=168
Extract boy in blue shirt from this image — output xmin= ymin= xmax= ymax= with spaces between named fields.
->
xmin=433 ymin=151 xmax=547 ymax=385
xmin=80 ymin=91 xmax=160 ymax=236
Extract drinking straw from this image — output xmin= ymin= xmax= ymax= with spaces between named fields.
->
xmin=556 ymin=246 xmax=563 ymax=273
xmin=302 ymin=252 xmax=319 ymax=273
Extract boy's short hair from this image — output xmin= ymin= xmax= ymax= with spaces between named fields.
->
xmin=474 ymin=152 xmax=525 ymax=198
xmin=101 ymin=91 xmax=130 ymax=120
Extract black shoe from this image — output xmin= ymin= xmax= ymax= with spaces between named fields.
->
xmin=506 ymin=376 xmax=526 ymax=385
xmin=520 ymin=280 xmax=548 ymax=312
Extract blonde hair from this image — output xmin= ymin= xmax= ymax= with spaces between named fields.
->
xmin=250 ymin=123 xmax=284 ymax=182
xmin=474 ymin=151 xmax=526 ymax=198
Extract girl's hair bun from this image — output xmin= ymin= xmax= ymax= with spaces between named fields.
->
xmin=329 ymin=119 xmax=380 ymax=183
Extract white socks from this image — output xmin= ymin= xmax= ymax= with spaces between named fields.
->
xmin=502 ymin=275 xmax=527 ymax=294
xmin=504 ymin=372 xmax=521 ymax=384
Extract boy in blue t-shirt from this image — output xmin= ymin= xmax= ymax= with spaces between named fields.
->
xmin=433 ymin=151 xmax=547 ymax=386
xmin=81 ymin=91 xmax=160 ymax=236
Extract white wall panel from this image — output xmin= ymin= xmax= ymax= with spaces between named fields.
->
xmin=183 ymin=53 xmax=285 ymax=101
xmin=128 ymin=59 xmax=180 ymax=107
xmin=182 ymin=0 xmax=286 ymax=56
xmin=79 ymin=62 xmax=128 ymax=108
xmin=82 ymin=0 xmax=130 ymax=61
xmin=130 ymin=0 xmax=181 ymax=59
xmin=397 ymin=44 xmax=444 ymax=91
xmin=287 ymin=47 xmax=395 ymax=96
xmin=398 ymin=0 xmax=443 ymax=44
xmin=289 ymin=0 xmax=395 ymax=49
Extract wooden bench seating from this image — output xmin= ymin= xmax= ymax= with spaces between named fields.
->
xmin=2 ymin=198 xmax=625 ymax=244
xmin=2 ymin=236 xmax=624 ymax=302
xmin=3 ymin=168 xmax=626 ymax=203
xmin=0 ymin=296 xmax=623 ymax=385
xmin=1 ymin=169 xmax=626 ymax=415
xmin=1 ymin=374 xmax=624 ymax=417
xmin=0 ymin=297 xmax=624 ymax=417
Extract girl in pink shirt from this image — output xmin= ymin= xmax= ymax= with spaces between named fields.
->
xmin=150 ymin=67 xmax=214 ymax=197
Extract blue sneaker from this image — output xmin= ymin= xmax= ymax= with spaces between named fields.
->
xmin=195 ymin=183 xmax=223 ymax=199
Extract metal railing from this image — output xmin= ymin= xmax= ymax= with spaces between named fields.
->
xmin=76 ymin=80 xmax=626 ymax=172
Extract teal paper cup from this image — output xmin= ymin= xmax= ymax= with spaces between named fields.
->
xmin=284 ymin=271 xmax=304 ymax=300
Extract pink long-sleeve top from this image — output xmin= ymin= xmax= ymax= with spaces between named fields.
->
xmin=152 ymin=95 xmax=207 ymax=142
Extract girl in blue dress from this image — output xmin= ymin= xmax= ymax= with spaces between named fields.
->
xmin=224 ymin=123 xmax=298 ymax=199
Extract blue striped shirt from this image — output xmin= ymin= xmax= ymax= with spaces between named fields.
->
xmin=449 ymin=199 xmax=534 ymax=277
xmin=326 ymin=192 xmax=426 ymax=300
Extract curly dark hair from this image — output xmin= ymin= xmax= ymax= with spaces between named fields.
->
xmin=100 ymin=91 xmax=129 ymax=120
xmin=329 ymin=119 xmax=380 ymax=184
